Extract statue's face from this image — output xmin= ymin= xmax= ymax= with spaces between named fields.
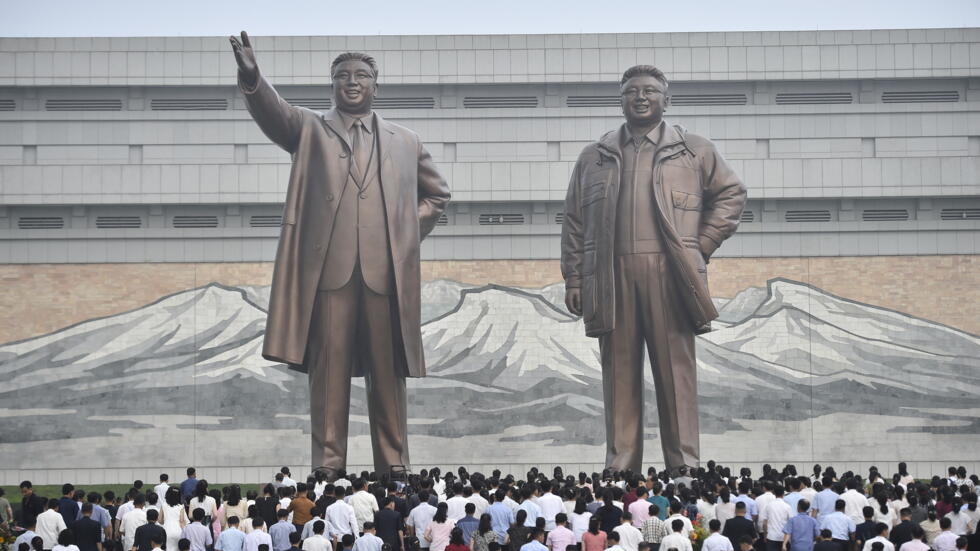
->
xmin=332 ymin=59 xmax=377 ymax=114
xmin=620 ymin=75 xmax=669 ymax=127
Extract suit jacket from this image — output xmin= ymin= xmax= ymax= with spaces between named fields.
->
xmin=722 ymin=516 xmax=757 ymax=544
xmin=240 ymin=71 xmax=451 ymax=376
xmin=74 ymin=517 xmax=103 ymax=551
xmin=134 ymin=522 xmax=168 ymax=551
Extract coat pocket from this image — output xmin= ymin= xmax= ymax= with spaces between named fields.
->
xmin=583 ymin=181 xmax=607 ymax=206
xmin=672 ymin=190 xmax=703 ymax=211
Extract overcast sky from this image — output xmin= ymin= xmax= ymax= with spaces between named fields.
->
xmin=3 ymin=0 xmax=980 ymax=37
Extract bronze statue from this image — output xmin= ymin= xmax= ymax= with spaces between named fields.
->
xmin=561 ymin=65 xmax=746 ymax=473
xmin=229 ymin=32 xmax=450 ymax=477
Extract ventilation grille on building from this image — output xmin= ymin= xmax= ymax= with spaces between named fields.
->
xmin=436 ymin=213 xmax=449 ymax=226
xmin=555 ymin=212 xmax=565 ymax=225
xmin=463 ymin=97 xmax=538 ymax=108
xmin=940 ymin=208 xmax=980 ymax=220
xmin=881 ymin=91 xmax=959 ymax=103
xmin=173 ymin=215 xmax=219 ymax=228
xmin=45 ymin=99 xmax=122 ymax=111
xmin=740 ymin=210 xmax=755 ymax=223
xmin=95 ymin=216 xmax=142 ymax=229
xmin=478 ymin=213 xmax=525 ymax=225
xmin=785 ymin=210 xmax=831 ymax=222
xmin=249 ymin=215 xmax=282 ymax=228
xmin=374 ymin=97 xmax=436 ymax=109
xmin=0 ymin=99 xmax=14 ymax=111
xmin=285 ymin=98 xmax=332 ymax=110
xmin=775 ymin=93 xmax=852 ymax=105
xmin=566 ymin=96 xmax=620 ymax=107
xmin=18 ymin=217 xmax=64 ymax=229
xmin=150 ymin=98 xmax=228 ymax=111
xmin=862 ymin=209 xmax=909 ymax=222
xmin=671 ymin=94 xmax=748 ymax=106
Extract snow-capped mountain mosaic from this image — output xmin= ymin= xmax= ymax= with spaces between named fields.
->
xmin=0 ymin=278 xmax=978 ymax=471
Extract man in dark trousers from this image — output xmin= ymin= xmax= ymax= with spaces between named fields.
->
xmin=20 ymin=481 xmax=48 ymax=529
xmin=229 ymin=31 xmax=450 ymax=477
xmin=561 ymin=64 xmax=746 ymax=472
xmin=723 ymin=503 xmax=758 ymax=548
xmin=375 ymin=497 xmax=406 ymax=551
xmin=133 ymin=510 xmax=168 ymax=551
xmin=74 ymin=503 xmax=104 ymax=551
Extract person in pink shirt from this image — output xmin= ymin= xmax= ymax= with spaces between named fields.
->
xmin=628 ymin=490 xmax=651 ymax=528
xmin=425 ymin=503 xmax=457 ymax=551
xmin=546 ymin=514 xmax=575 ymax=551
xmin=582 ymin=518 xmax=607 ymax=551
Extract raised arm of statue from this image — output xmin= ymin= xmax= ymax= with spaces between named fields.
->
xmin=229 ymin=30 xmax=304 ymax=153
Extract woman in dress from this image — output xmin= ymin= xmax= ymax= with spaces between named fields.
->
xmin=222 ymin=485 xmax=249 ymax=530
xmin=506 ymin=509 xmax=530 ymax=551
xmin=446 ymin=528 xmax=469 ymax=551
xmin=470 ymin=514 xmax=495 ymax=551
xmin=160 ymin=487 xmax=188 ymax=551
xmin=568 ymin=498 xmax=593 ymax=543
xmin=255 ymin=484 xmax=280 ymax=529
xmin=188 ymin=480 xmax=217 ymax=528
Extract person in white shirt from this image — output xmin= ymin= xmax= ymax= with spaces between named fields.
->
xmin=613 ymin=515 xmax=643 ymax=551
xmin=663 ymin=504 xmax=693 ymax=537
xmin=660 ymin=519 xmax=694 ymax=551
xmin=325 ymin=489 xmax=358 ymax=544
xmin=351 ymin=522 xmax=384 ymax=551
xmin=931 ymin=518 xmax=958 ymax=551
xmin=754 ymin=485 xmax=776 ymax=534
xmin=897 ymin=525 xmax=929 ymax=551
xmin=537 ymin=485 xmax=564 ymax=532
xmin=467 ymin=488 xmax=490 ymax=518
xmin=840 ymin=480 xmax=871 ymax=525
xmin=154 ymin=476 xmax=171 ymax=506
xmin=349 ymin=480 xmax=380 ymax=534
xmin=406 ymin=492 xmax=438 ymax=550
xmin=121 ymin=497 xmax=149 ymax=551
xmin=245 ymin=519 xmax=273 ymax=551
xmin=760 ymin=488 xmax=793 ymax=551
xmin=446 ymin=485 xmax=469 ymax=522
xmin=605 ymin=530 xmax=627 ymax=551
xmin=861 ymin=524 xmax=895 ymax=551
xmin=280 ymin=468 xmax=298 ymax=489
xmin=703 ymin=519 xmax=734 ymax=551
xmin=302 ymin=521 xmax=333 ymax=551
xmin=37 ymin=500 xmax=68 ymax=550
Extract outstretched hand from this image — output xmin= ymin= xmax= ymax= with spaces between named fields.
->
xmin=229 ymin=31 xmax=259 ymax=86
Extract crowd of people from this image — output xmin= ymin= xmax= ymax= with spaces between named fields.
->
xmin=4 ymin=462 xmax=979 ymax=551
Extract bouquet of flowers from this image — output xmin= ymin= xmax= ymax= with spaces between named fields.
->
xmin=689 ymin=520 xmax=709 ymax=551
xmin=0 ymin=521 xmax=16 ymax=551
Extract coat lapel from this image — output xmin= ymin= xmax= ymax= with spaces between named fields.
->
xmin=320 ymin=108 xmax=363 ymax=184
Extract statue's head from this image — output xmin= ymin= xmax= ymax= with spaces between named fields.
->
xmin=619 ymin=65 xmax=670 ymax=127
xmin=331 ymin=52 xmax=379 ymax=115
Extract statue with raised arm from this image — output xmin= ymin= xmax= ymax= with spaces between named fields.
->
xmin=229 ymin=32 xmax=450 ymax=478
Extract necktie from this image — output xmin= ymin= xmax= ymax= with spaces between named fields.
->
xmin=351 ymin=118 xmax=371 ymax=184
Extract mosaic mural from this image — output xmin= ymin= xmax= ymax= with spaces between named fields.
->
xmin=0 ymin=277 xmax=978 ymax=471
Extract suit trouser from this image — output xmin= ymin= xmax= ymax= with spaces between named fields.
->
xmin=599 ymin=253 xmax=699 ymax=472
xmin=305 ymin=265 xmax=410 ymax=473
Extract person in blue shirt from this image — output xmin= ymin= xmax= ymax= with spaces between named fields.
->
xmin=59 ymin=484 xmax=79 ymax=529
xmin=180 ymin=469 xmax=199 ymax=503
xmin=456 ymin=504 xmax=480 ymax=545
xmin=218 ymin=516 xmax=247 ymax=551
xmin=487 ymin=491 xmax=514 ymax=545
xmin=270 ymin=510 xmax=297 ymax=551
xmin=811 ymin=480 xmax=839 ymax=520
xmin=783 ymin=500 xmax=820 ymax=551
xmin=520 ymin=529 xmax=548 ymax=551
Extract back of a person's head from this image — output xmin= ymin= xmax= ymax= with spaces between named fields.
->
xmin=875 ymin=522 xmax=889 ymax=535
xmin=671 ymin=519 xmax=684 ymax=532
xmin=607 ymin=531 xmax=620 ymax=543
xmin=341 ymin=534 xmax=355 ymax=548
xmin=289 ymin=533 xmax=302 ymax=545
xmin=192 ymin=508 xmax=206 ymax=522
xmin=147 ymin=509 xmax=159 ymax=522
xmin=252 ymin=518 xmax=264 ymax=529
xmin=798 ymin=499 xmax=810 ymax=513
xmin=940 ymin=517 xmax=952 ymax=529
xmin=955 ymin=537 xmax=968 ymax=550
xmin=708 ymin=519 xmax=721 ymax=532
xmin=187 ymin=468 xmax=196 ymax=477
xmin=178 ymin=539 xmax=191 ymax=551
